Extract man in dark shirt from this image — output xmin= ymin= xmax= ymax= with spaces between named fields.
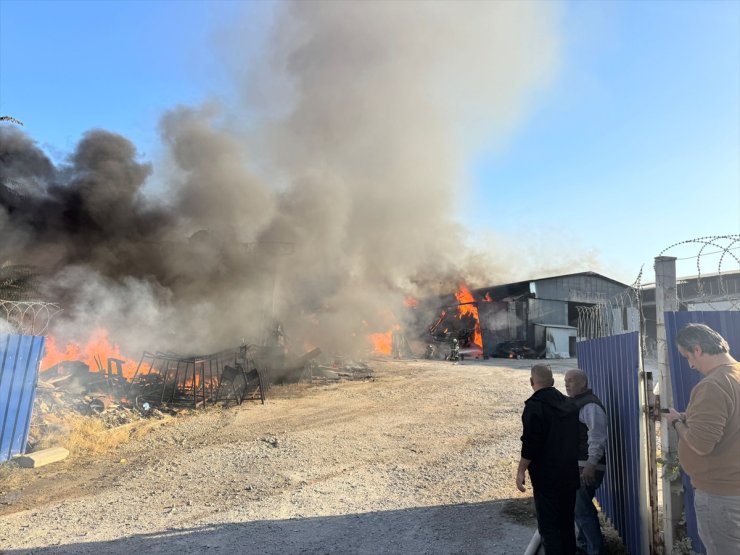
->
xmin=517 ymin=364 xmax=581 ymax=555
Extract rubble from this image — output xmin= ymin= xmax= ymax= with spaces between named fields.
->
xmin=311 ymin=357 xmax=374 ymax=383
xmin=24 ymin=341 xmax=376 ymax=454
xmin=28 ymin=380 xmax=144 ymax=452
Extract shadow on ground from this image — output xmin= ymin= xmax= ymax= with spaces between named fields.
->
xmin=2 ymin=499 xmax=538 ymax=555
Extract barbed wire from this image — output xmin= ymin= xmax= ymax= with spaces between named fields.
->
xmin=658 ymin=235 xmax=740 ymax=310
xmin=576 ymin=267 xmax=644 ymax=340
xmin=577 ymin=235 xmax=740 ymax=342
xmin=0 ymin=300 xmax=62 ymax=335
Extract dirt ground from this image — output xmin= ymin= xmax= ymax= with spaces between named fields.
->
xmin=0 ymin=357 xmax=619 ymax=554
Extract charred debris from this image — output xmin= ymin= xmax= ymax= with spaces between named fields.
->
xmin=34 ymin=331 xmax=374 ymax=442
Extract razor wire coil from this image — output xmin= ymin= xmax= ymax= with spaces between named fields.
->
xmin=577 ymin=235 xmax=740 ymax=349
xmin=0 ymin=300 xmax=62 ymax=335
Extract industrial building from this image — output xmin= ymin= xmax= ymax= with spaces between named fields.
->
xmin=427 ymin=271 xmax=632 ymax=358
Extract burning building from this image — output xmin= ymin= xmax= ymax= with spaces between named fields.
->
xmin=422 ymin=272 xmax=632 ymax=359
xmin=1 ymin=2 xmax=569 ymax=371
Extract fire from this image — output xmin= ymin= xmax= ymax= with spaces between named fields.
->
xmin=455 ymin=283 xmax=482 ymax=348
xmin=41 ymin=329 xmax=139 ymax=379
xmin=369 ymin=323 xmax=401 ymax=355
xmin=404 ymin=296 xmax=418 ymax=308
xmin=369 ymin=330 xmax=393 ymax=355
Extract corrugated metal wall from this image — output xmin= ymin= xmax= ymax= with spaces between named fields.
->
xmin=527 ymin=298 xmax=567 ymax=326
xmin=534 ymin=275 xmax=628 ymax=303
xmin=0 ymin=334 xmax=45 ymax=463
xmin=479 ymin=301 xmax=527 ymax=356
xmin=665 ymin=310 xmax=740 ymax=555
xmin=577 ymin=331 xmax=647 ymax=555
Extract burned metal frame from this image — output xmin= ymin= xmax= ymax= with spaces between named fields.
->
xmin=127 ymin=345 xmax=267 ymax=410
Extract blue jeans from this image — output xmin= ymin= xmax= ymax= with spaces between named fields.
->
xmin=575 ymin=468 xmax=604 ymax=555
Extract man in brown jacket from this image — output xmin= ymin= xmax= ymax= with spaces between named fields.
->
xmin=665 ymin=323 xmax=740 ymax=555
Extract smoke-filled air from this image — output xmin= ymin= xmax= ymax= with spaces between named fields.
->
xmin=0 ymin=1 xmax=562 ymax=357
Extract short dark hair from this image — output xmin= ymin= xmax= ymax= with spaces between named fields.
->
xmin=676 ymin=323 xmax=730 ymax=355
xmin=531 ymin=364 xmax=554 ymax=387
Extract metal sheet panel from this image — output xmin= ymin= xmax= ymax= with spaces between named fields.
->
xmin=0 ymin=334 xmax=45 ymax=462
xmin=577 ymin=332 xmax=645 ymax=555
xmin=534 ymin=274 xmax=629 ymax=303
xmin=528 ymin=298 xmax=568 ymax=326
xmin=665 ymin=311 xmax=740 ymax=555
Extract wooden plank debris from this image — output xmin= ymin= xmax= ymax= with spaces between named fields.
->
xmin=14 ymin=447 xmax=70 ymax=468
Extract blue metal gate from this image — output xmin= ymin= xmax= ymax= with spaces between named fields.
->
xmin=577 ymin=331 xmax=646 ymax=555
xmin=0 ymin=334 xmax=46 ymax=463
xmin=665 ymin=311 xmax=740 ymax=555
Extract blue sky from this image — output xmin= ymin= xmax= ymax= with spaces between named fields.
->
xmin=468 ymin=1 xmax=740 ymax=282
xmin=0 ymin=0 xmax=246 ymax=158
xmin=1 ymin=0 xmax=738 ymax=284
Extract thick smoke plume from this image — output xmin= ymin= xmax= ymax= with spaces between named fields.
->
xmin=0 ymin=1 xmax=561 ymax=356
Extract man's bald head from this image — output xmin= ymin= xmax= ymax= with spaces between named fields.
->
xmin=564 ymin=368 xmax=588 ymax=397
xmin=530 ymin=364 xmax=554 ymax=390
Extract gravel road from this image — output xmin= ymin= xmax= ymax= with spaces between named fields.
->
xmin=0 ymin=358 xmax=578 ymax=554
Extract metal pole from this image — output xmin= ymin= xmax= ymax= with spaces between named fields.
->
xmin=655 ymin=255 xmax=680 ymax=553
xmin=638 ymin=344 xmax=656 ymax=554
xmin=524 ymin=530 xmax=542 ymax=555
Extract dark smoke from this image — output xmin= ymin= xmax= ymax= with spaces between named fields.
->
xmin=1 ymin=1 xmax=564 ymax=356
xmin=0 ymin=127 xmax=167 ymax=274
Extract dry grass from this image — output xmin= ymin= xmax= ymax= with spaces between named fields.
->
xmin=0 ymin=413 xmax=173 ymax=496
xmin=0 ymin=459 xmax=22 ymax=483
xmin=62 ymin=416 xmax=134 ymax=456
xmin=0 ymin=417 xmax=140 ymax=506
xmin=31 ymin=414 xmax=172 ymax=459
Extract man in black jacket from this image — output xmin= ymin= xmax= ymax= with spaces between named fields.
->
xmin=517 ymin=364 xmax=581 ymax=555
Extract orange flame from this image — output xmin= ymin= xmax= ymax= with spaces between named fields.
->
xmin=455 ymin=283 xmax=483 ymax=348
xmin=369 ymin=323 xmax=401 ymax=355
xmin=369 ymin=330 xmax=393 ymax=355
xmin=404 ymin=296 xmax=418 ymax=308
xmin=42 ymin=329 xmax=139 ymax=379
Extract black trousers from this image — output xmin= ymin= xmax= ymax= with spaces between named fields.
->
xmin=533 ymin=485 xmax=577 ymax=555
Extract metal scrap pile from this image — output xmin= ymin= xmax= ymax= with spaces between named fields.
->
xmin=25 ymin=339 xmax=371 ymax=452
xmin=127 ymin=345 xmax=270 ymax=410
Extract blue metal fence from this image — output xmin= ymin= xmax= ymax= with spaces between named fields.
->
xmin=577 ymin=331 xmax=645 ymax=555
xmin=665 ymin=310 xmax=740 ymax=555
xmin=0 ymin=334 xmax=46 ymax=463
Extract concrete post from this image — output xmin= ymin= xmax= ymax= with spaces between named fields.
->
xmin=655 ymin=256 xmax=681 ymax=553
